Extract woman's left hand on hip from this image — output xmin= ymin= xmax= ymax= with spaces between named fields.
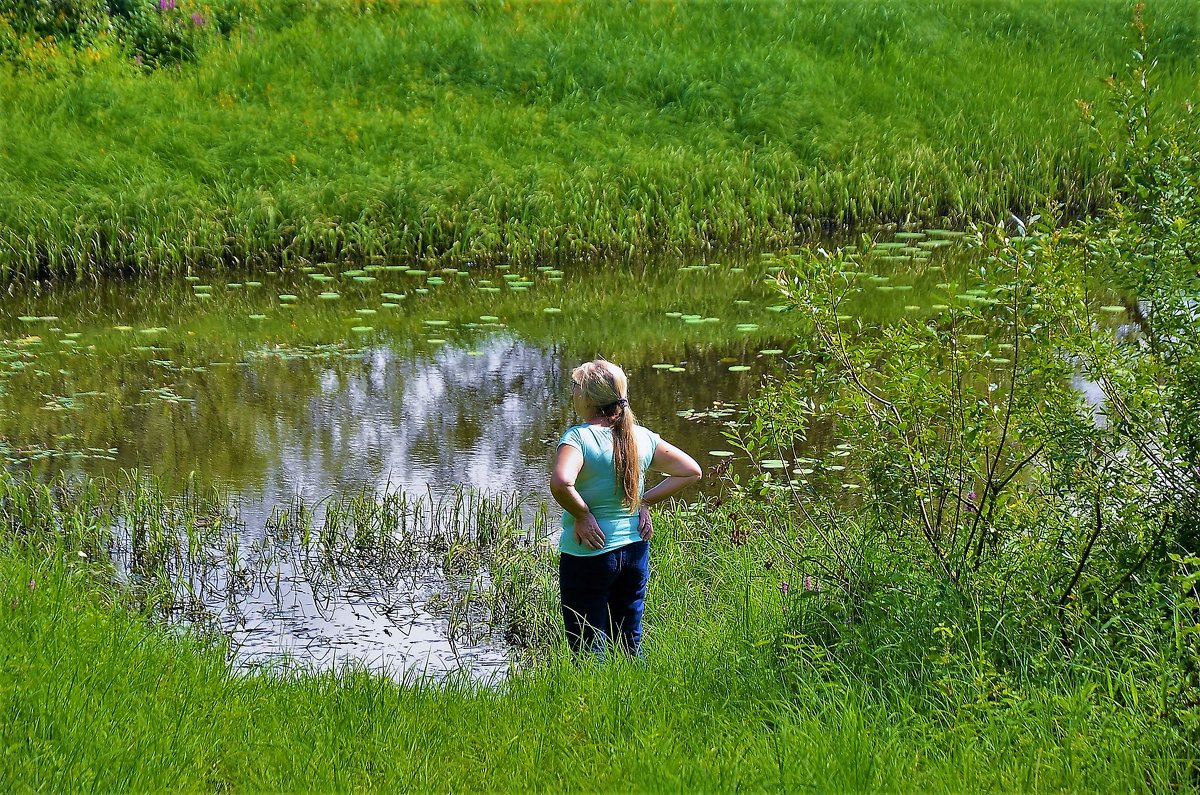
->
xmin=638 ymin=505 xmax=653 ymax=541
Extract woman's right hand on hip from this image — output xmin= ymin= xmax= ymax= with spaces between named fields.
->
xmin=574 ymin=512 xmax=606 ymax=550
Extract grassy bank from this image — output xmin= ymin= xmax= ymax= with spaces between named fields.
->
xmin=1 ymin=477 xmax=1192 ymax=792
xmin=1 ymin=1 xmax=1197 ymax=280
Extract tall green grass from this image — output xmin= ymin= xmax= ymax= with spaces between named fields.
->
xmin=1 ymin=1 xmax=1196 ymax=281
xmin=0 ymin=471 xmax=1194 ymax=791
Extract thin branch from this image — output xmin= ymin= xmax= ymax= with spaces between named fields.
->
xmin=1102 ymin=510 xmax=1171 ymax=602
xmin=1058 ymin=487 xmax=1105 ymax=608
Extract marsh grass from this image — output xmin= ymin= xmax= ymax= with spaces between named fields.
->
xmin=0 ymin=469 xmax=553 ymax=653
xmin=1 ymin=2 xmax=1197 ymax=280
xmin=1 ymin=478 xmax=1193 ymax=791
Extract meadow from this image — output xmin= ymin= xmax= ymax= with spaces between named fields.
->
xmin=1 ymin=475 xmax=1191 ymax=792
xmin=1 ymin=1 xmax=1199 ymax=792
xmin=0 ymin=1 xmax=1197 ymax=280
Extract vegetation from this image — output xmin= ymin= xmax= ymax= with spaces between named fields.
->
xmin=1 ymin=472 xmax=1192 ymax=791
xmin=732 ymin=14 xmax=1200 ymax=771
xmin=1 ymin=1 xmax=1197 ymax=280
xmin=1 ymin=3 xmax=1198 ymax=792
xmin=3 ymin=88 xmax=1199 ymax=786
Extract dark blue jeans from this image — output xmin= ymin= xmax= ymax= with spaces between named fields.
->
xmin=559 ymin=540 xmax=650 ymax=656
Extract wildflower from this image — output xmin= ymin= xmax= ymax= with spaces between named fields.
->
xmin=965 ymin=490 xmax=979 ymax=513
xmin=191 ymin=12 xmax=206 ymax=26
xmin=803 ymin=576 xmax=817 ymax=592
xmin=158 ymin=0 xmax=177 ymax=10
xmin=779 ymin=581 xmax=789 ymax=596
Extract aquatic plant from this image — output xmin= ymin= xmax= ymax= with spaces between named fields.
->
xmin=1 ymin=2 xmax=1197 ymax=281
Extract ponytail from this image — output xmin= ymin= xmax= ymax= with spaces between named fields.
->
xmin=607 ymin=400 xmax=641 ymax=511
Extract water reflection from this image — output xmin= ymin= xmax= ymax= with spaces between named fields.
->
xmin=3 ymin=250 xmax=880 ymax=677
xmin=5 ymin=329 xmax=777 ymax=678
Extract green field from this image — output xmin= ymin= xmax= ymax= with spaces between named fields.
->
xmin=0 ymin=1 xmax=1196 ymax=280
xmin=1 ymin=474 xmax=1191 ymax=792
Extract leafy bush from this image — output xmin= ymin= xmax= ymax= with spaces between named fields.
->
xmin=0 ymin=0 xmax=259 ymax=67
xmin=734 ymin=5 xmax=1200 ymax=728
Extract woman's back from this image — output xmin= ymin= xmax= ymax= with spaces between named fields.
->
xmin=557 ymin=423 xmax=659 ymax=555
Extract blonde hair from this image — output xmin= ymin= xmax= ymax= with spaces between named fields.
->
xmin=571 ymin=359 xmax=642 ymax=510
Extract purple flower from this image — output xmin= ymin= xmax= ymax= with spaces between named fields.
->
xmin=191 ymin=12 xmax=206 ymax=26
xmin=965 ymin=490 xmax=979 ymax=513
xmin=803 ymin=576 xmax=817 ymax=592
xmin=158 ymin=0 xmax=177 ymax=10
xmin=779 ymin=581 xmax=789 ymax=596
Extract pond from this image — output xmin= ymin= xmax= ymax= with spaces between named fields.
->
xmin=0 ymin=234 xmax=967 ymax=677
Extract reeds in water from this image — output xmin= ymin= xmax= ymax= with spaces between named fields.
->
xmin=1 ymin=1 xmax=1197 ymax=281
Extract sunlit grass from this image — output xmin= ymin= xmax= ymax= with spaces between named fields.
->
xmin=0 ymin=470 xmax=1191 ymax=791
xmin=1 ymin=1 xmax=1196 ymax=280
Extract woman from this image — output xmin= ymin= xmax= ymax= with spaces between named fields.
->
xmin=549 ymin=359 xmax=702 ymax=656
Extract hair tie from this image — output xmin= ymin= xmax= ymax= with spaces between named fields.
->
xmin=602 ymin=398 xmax=629 ymax=413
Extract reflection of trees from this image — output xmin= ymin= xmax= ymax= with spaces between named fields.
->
xmin=2 ymin=328 xmax=813 ymax=507
xmin=297 ymin=336 xmax=566 ymax=500
xmin=2 ymin=247 xmax=817 ymax=497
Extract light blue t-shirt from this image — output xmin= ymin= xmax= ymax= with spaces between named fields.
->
xmin=558 ymin=423 xmax=660 ymax=557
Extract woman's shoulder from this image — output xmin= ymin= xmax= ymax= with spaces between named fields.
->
xmin=558 ymin=424 xmax=594 ymax=447
xmin=634 ymin=424 xmax=661 ymax=443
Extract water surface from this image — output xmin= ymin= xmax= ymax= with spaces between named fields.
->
xmin=0 ymin=240 xmax=966 ymax=676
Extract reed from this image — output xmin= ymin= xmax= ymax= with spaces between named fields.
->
xmin=1 ymin=1 xmax=1196 ymax=282
xmin=0 ymin=469 xmax=1192 ymax=791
